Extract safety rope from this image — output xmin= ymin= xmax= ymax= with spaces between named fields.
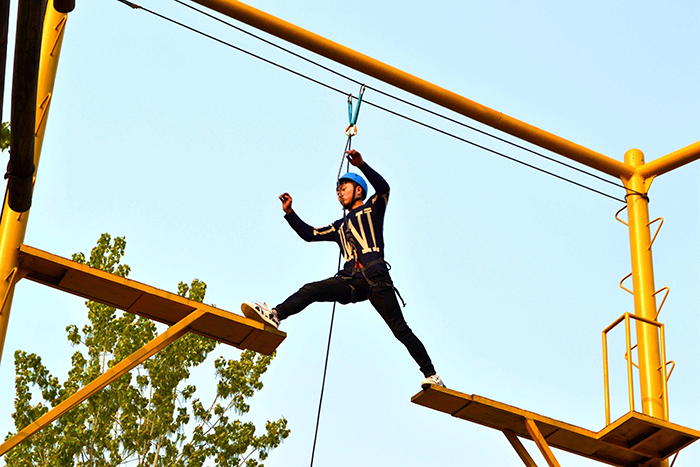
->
xmin=309 ymin=87 xmax=362 ymax=467
xmin=308 ymin=249 xmax=342 ymax=467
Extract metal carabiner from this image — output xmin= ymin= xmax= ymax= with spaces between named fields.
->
xmin=349 ymin=84 xmax=366 ymax=126
xmin=347 ymin=93 xmax=354 ymax=126
xmin=345 ymin=84 xmax=366 ymax=135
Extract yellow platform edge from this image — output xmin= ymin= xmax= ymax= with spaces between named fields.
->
xmin=17 ymin=244 xmax=286 ymax=355
xmin=412 ymin=386 xmax=700 ymax=467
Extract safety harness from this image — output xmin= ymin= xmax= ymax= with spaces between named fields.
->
xmin=336 ymin=254 xmax=407 ymax=307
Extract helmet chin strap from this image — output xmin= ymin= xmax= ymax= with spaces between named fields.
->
xmin=348 ymin=184 xmax=361 ymax=209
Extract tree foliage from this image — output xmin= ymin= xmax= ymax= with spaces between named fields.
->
xmin=5 ymin=233 xmax=289 ymax=466
xmin=1 ymin=122 xmax=9 ymax=152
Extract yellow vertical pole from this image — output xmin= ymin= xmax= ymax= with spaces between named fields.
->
xmin=0 ymin=5 xmax=67 ymax=365
xmin=624 ymin=149 xmax=668 ymax=467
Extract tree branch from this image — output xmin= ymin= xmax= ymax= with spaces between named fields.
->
xmin=238 ymin=447 xmax=260 ymax=467
xmin=151 ymin=435 xmax=163 ymax=467
xmin=194 ymin=394 xmax=219 ymax=435
xmin=202 ymin=397 xmax=237 ymax=438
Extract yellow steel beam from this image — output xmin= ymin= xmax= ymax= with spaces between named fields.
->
xmin=524 ymin=418 xmax=561 ymax=467
xmin=191 ymin=0 xmax=633 ymax=179
xmin=0 ymin=4 xmax=68 ymax=365
xmin=624 ymin=149 xmax=668 ymax=449
xmin=504 ymin=430 xmax=539 ymax=467
xmin=0 ymin=309 xmax=206 ymax=457
xmin=638 ymin=140 xmax=700 ymax=179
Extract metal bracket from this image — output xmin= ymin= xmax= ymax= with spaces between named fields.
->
xmin=35 ymin=92 xmax=52 ymax=136
xmin=50 ymin=15 xmax=67 ymax=56
xmin=615 ymin=205 xmax=629 ymax=226
xmin=619 ymin=272 xmax=634 ymax=295
xmin=652 ymin=286 xmax=670 ymax=320
xmin=647 ymin=217 xmax=664 ymax=250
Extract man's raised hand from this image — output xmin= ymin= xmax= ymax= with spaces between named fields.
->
xmin=279 ymin=193 xmax=293 ymax=214
xmin=345 ymin=149 xmax=364 ymax=167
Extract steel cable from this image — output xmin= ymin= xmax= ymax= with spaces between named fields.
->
xmin=171 ymin=0 xmax=632 ymax=199
xmin=117 ymin=0 xmax=628 ymax=202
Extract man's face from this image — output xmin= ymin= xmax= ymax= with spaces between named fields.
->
xmin=337 ymin=181 xmax=357 ymax=207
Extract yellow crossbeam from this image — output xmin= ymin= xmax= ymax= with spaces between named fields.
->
xmin=0 ymin=309 xmax=205 ymax=457
xmin=638 ymin=140 xmax=700 ymax=179
xmin=192 ymin=0 xmax=633 ymax=179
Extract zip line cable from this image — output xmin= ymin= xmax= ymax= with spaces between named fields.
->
xmin=116 ymin=0 xmax=348 ymax=96
xmin=115 ymin=0 xmax=627 ymax=203
xmin=360 ymin=99 xmax=625 ymax=202
xmin=171 ymin=0 xmax=632 ymax=195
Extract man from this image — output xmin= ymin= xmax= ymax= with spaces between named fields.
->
xmin=243 ymin=149 xmax=444 ymax=389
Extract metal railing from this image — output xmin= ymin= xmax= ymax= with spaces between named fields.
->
xmin=602 ymin=312 xmax=670 ymax=425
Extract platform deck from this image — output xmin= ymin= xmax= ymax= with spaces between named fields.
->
xmin=17 ymin=244 xmax=285 ymax=355
xmin=412 ymin=386 xmax=700 ymax=467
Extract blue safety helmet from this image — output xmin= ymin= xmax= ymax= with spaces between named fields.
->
xmin=338 ymin=172 xmax=368 ymax=198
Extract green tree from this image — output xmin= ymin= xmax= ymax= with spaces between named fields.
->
xmin=5 ymin=233 xmax=289 ymax=466
xmin=0 ymin=122 xmax=9 ymax=152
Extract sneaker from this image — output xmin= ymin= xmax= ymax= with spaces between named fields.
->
xmin=241 ymin=301 xmax=280 ymax=329
xmin=421 ymin=374 xmax=446 ymax=390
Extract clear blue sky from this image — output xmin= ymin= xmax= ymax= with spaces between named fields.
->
xmin=2 ymin=1 xmax=699 ymax=465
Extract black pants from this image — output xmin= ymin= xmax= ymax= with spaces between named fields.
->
xmin=275 ymin=272 xmax=436 ymax=378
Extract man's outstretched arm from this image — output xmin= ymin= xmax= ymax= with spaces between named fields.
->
xmin=279 ymin=193 xmax=338 ymax=243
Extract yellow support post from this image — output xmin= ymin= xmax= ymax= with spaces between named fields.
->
xmin=624 ymin=148 xmax=668 ymax=467
xmin=524 ymin=418 xmax=561 ymax=467
xmin=503 ymin=430 xmax=539 ymax=467
xmin=0 ymin=309 xmax=206 ymax=457
xmin=0 ymin=4 xmax=68 ymax=364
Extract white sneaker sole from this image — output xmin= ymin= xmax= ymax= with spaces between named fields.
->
xmin=421 ymin=378 xmax=445 ymax=390
xmin=241 ymin=302 xmax=278 ymax=329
